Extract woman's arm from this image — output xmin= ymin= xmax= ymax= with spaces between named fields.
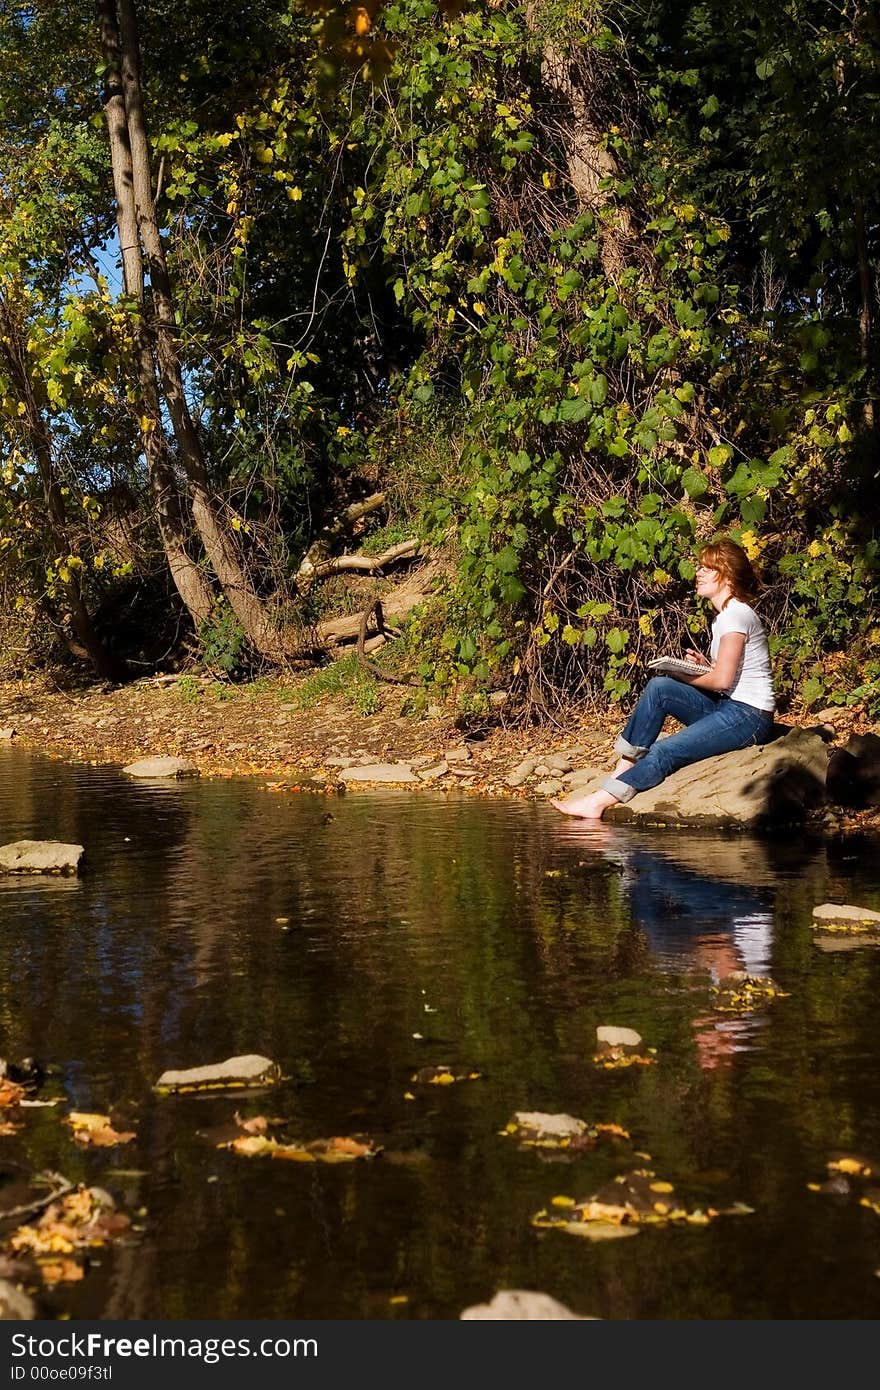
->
xmin=679 ymin=632 xmax=746 ymax=692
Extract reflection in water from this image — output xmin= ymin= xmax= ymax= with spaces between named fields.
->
xmin=2 ymin=747 xmax=880 ymax=1319
xmin=549 ymin=825 xmax=776 ymax=1068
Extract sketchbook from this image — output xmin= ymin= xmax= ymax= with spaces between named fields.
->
xmin=647 ymin=656 xmax=711 ymax=678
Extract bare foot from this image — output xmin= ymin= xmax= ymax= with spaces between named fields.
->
xmin=550 ymin=789 xmax=619 ymax=820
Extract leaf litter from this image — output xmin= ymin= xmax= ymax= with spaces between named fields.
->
xmin=532 ymin=1168 xmax=754 ymax=1239
xmin=501 ymin=1112 xmax=631 ymax=1153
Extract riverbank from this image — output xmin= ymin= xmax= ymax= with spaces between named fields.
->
xmin=1 ymin=672 xmax=878 ymax=831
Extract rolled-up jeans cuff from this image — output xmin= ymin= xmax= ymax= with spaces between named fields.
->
xmin=602 ymin=775 xmax=638 ymax=804
xmin=614 ymin=735 xmax=648 ymax=761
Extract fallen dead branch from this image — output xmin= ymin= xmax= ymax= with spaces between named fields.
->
xmin=1 ymin=1172 xmax=74 ymax=1224
xmin=355 ymin=599 xmax=421 ymax=685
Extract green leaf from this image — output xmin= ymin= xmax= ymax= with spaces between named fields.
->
xmin=682 ymin=466 xmax=708 ymax=498
xmin=558 ymin=397 xmax=591 ymax=423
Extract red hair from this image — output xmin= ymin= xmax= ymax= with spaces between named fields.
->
xmin=698 ymin=539 xmax=760 ymax=605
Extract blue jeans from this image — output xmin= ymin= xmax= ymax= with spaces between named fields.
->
xmin=604 ymin=677 xmax=775 ymax=803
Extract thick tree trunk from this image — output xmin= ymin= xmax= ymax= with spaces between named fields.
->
xmin=526 ymin=4 xmax=633 ymax=281
xmin=99 ymin=0 xmax=216 ymax=628
xmin=0 ymin=296 xmax=127 ymax=682
xmin=113 ymin=0 xmax=291 ymax=662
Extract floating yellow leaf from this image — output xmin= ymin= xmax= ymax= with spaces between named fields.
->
xmin=829 ymin=1157 xmax=873 ymax=1177
xmin=551 ymin=1195 xmax=576 ymax=1208
xmin=39 ymin=1258 xmax=85 ymax=1286
xmin=65 ymin=1113 xmax=136 ymax=1147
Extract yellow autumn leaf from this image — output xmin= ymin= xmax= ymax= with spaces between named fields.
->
xmin=67 ymin=1112 xmax=111 ymax=1133
xmin=829 ymin=1157 xmax=871 ymax=1175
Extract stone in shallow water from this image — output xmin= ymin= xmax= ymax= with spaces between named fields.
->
xmin=513 ymin=1111 xmax=586 ymax=1138
xmin=123 ymin=756 xmax=200 ymax=778
xmin=812 ymin=902 xmax=880 ymax=928
xmin=460 ymin=1290 xmax=593 ymax=1320
xmin=0 ymin=840 xmax=84 ymax=875
xmin=596 ymin=1025 xmax=642 ymax=1051
xmin=154 ymin=1055 xmax=280 ymax=1092
xmin=338 ymin=762 xmax=420 ymax=785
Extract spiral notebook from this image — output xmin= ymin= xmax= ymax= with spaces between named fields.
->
xmin=647 ymin=656 xmax=710 ymax=678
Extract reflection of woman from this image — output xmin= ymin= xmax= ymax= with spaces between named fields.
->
xmin=602 ymin=836 xmax=775 ymax=1070
xmin=553 ymin=540 xmax=776 ymax=821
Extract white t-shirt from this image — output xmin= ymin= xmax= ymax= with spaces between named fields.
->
xmin=710 ymin=598 xmax=775 ymax=711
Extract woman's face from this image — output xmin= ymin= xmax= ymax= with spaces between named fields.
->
xmin=695 ymin=560 xmax=725 ymax=602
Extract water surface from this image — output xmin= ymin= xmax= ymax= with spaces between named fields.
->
xmin=2 ymin=746 xmax=880 ymax=1319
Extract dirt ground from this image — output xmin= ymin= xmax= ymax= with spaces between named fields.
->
xmin=1 ymin=670 xmax=878 ymax=830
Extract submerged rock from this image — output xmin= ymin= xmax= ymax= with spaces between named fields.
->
xmin=0 ymin=840 xmax=84 ymax=875
xmin=154 ymin=1054 xmax=281 ymax=1092
xmin=122 ymin=756 xmax=200 ymax=778
xmin=554 ymin=727 xmax=829 ymax=829
xmin=460 ymin=1290 xmax=592 ymax=1320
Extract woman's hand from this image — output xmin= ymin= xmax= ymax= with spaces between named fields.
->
xmin=683 ymin=649 xmax=711 ymax=667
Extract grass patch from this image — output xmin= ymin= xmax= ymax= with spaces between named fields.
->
xmin=289 ymin=653 xmax=380 ymax=716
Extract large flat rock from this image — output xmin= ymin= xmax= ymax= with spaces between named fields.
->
xmin=556 ymin=727 xmax=829 ymax=829
xmin=338 ymin=762 xmax=421 ymax=785
xmin=154 ymin=1054 xmax=280 ymax=1092
xmin=0 ymin=840 xmax=84 ymax=875
xmin=123 ymin=756 xmax=200 ymax=779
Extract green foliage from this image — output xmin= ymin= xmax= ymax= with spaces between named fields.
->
xmin=0 ymin=0 xmax=877 ymax=711
xmin=176 ymin=675 xmax=202 ymax=702
xmin=198 ymin=602 xmax=247 ymax=675
xmin=291 ymin=653 xmax=379 ymax=716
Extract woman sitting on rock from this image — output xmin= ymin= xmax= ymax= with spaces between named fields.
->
xmin=552 ymin=539 xmax=776 ymax=821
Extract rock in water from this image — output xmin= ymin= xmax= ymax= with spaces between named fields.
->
xmin=596 ymin=1025 xmax=642 ymax=1052
xmin=460 ymin=1290 xmax=592 ymax=1320
xmin=0 ymin=840 xmax=84 ymax=875
xmin=154 ymin=1055 xmax=281 ymax=1092
xmin=122 ymin=756 xmax=200 ymax=779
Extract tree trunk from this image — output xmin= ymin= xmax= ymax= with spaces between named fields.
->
xmin=113 ymin=0 xmax=291 ymax=662
xmin=99 ymin=0 xmax=216 ymax=628
xmin=526 ymin=4 xmax=633 ymax=281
